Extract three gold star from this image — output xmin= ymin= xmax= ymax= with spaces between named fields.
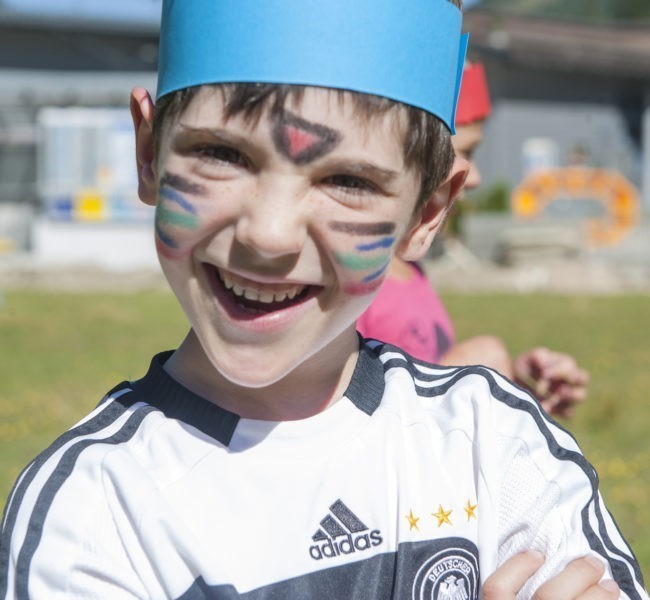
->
xmin=407 ymin=500 xmax=477 ymax=531
xmin=464 ymin=500 xmax=478 ymax=521
xmin=405 ymin=509 xmax=420 ymax=531
xmin=432 ymin=504 xmax=453 ymax=527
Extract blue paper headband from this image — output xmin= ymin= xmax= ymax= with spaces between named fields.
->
xmin=157 ymin=0 xmax=468 ymax=133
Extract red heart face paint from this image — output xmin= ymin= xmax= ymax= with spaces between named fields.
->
xmin=272 ymin=110 xmax=341 ymax=165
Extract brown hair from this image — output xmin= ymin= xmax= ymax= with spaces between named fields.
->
xmin=153 ymin=0 xmax=462 ymax=207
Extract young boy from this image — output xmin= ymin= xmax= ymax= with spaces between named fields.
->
xmin=357 ymin=62 xmax=590 ymax=419
xmin=0 ymin=1 xmax=646 ymax=598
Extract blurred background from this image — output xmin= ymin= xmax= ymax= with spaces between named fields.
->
xmin=0 ymin=0 xmax=648 ymax=288
xmin=0 ymin=0 xmax=648 ymax=582
xmin=438 ymin=0 xmax=650 ymax=295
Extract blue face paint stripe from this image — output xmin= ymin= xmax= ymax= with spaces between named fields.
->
xmin=160 ymin=186 xmax=197 ymax=214
xmin=356 ymin=237 xmax=395 ymax=252
xmin=362 ymin=260 xmax=390 ymax=283
xmin=155 ymin=223 xmax=179 ymax=248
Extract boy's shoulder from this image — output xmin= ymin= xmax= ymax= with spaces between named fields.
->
xmin=367 ymin=338 xmax=525 ymax=407
xmin=365 ymin=338 xmax=548 ymax=433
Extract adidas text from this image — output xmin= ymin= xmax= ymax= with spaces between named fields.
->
xmin=309 ymin=531 xmax=383 ymax=560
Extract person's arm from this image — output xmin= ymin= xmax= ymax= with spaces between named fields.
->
xmin=512 ymin=346 xmax=589 ymax=418
xmin=439 ymin=335 xmax=513 ymax=376
xmin=483 ymin=552 xmax=620 ymax=600
xmin=439 ymin=338 xmax=589 ymax=418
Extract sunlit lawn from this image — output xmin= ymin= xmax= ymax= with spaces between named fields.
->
xmin=0 ymin=289 xmax=648 ymax=581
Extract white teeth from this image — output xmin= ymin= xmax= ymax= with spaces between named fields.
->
xmin=218 ymin=269 xmax=306 ymax=304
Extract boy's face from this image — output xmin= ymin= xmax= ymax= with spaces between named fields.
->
xmin=451 ymin=121 xmax=484 ymax=193
xmin=133 ymin=86 xmax=461 ymax=392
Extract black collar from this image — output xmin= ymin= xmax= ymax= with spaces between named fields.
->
xmin=128 ymin=341 xmax=385 ymax=447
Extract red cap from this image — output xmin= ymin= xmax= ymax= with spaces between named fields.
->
xmin=455 ymin=62 xmax=491 ymax=126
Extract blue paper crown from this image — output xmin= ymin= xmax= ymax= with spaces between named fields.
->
xmin=157 ymin=0 xmax=468 ymax=133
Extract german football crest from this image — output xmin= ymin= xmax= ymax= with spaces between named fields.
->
xmin=412 ymin=546 xmax=479 ymax=600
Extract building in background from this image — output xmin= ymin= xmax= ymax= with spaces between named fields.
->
xmin=0 ymin=1 xmax=648 ymax=269
xmin=464 ymin=5 xmax=650 ymax=212
xmin=0 ymin=2 xmax=158 ymax=267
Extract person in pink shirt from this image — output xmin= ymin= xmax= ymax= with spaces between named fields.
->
xmin=357 ymin=62 xmax=589 ymax=418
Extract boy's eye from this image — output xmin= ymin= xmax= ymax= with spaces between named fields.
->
xmin=456 ymin=144 xmax=478 ymax=162
xmin=323 ymin=174 xmax=378 ymax=194
xmin=194 ymin=144 xmax=248 ymax=167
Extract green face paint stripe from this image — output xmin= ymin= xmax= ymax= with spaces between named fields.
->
xmin=334 ymin=252 xmax=391 ymax=271
xmin=156 ymin=204 xmax=199 ymax=229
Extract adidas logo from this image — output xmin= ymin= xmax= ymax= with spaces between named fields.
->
xmin=309 ymin=499 xmax=383 ymax=561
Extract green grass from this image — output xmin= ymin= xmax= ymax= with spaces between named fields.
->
xmin=0 ymin=290 xmax=648 ymax=581
xmin=0 ymin=290 xmax=188 ymax=496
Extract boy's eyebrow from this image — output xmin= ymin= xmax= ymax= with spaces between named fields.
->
xmin=328 ymin=221 xmax=396 ymax=235
xmin=175 ymin=124 xmax=245 ymax=148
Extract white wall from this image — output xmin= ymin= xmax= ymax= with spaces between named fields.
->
xmin=32 ymin=219 xmax=160 ymax=272
xmin=476 ymin=100 xmax=640 ymax=191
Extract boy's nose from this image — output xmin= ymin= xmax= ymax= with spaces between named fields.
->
xmin=464 ymin=160 xmax=482 ymax=191
xmin=235 ymin=180 xmax=309 ymax=259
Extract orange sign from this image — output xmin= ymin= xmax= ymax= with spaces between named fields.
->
xmin=511 ymin=167 xmax=640 ymax=247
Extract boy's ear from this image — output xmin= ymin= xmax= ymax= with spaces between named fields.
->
xmin=397 ymin=156 xmax=469 ymax=262
xmin=130 ymin=87 xmax=158 ymax=206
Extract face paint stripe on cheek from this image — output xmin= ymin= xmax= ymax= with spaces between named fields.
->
xmin=331 ymin=221 xmax=396 ymax=297
xmin=161 ymin=172 xmax=207 ymax=196
xmin=334 ymin=252 xmax=391 ymax=271
xmin=160 ymin=186 xmax=198 ymax=214
xmin=356 ymin=237 xmax=395 ymax=252
xmin=155 ymin=223 xmax=178 ymax=249
xmin=154 ymin=175 xmax=202 ymax=254
xmin=362 ymin=260 xmax=390 ymax=283
xmin=328 ymin=221 xmax=396 ymax=236
xmin=157 ymin=204 xmax=199 ymax=229
xmin=343 ymin=279 xmax=385 ymax=296
xmin=155 ymin=236 xmax=179 ymax=261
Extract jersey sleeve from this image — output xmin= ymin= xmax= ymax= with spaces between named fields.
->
xmin=0 ymin=394 xmax=154 ymax=600
xmin=1 ymin=452 xmax=149 ymax=600
xmin=487 ymin=370 xmax=647 ymax=600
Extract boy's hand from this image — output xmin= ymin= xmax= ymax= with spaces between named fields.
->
xmin=482 ymin=552 xmax=620 ymax=599
xmin=513 ymin=347 xmax=589 ymax=418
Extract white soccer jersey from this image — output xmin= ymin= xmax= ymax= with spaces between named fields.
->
xmin=1 ymin=342 xmax=646 ymax=599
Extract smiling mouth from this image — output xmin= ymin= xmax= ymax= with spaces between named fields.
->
xmin=206 ymin=265 xmax=315 ymax=314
